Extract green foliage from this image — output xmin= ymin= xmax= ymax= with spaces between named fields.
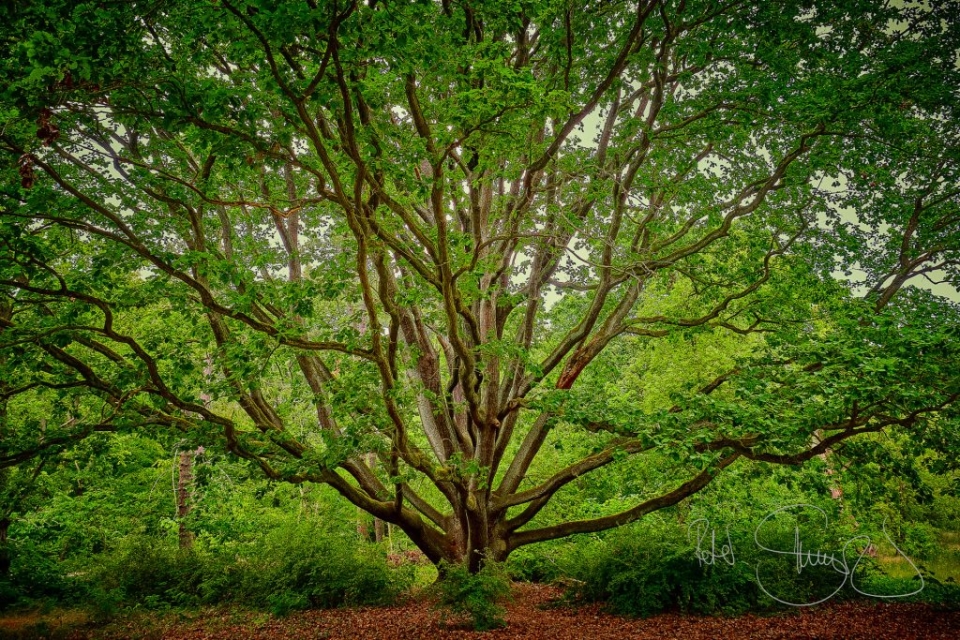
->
xmin=565 ymin=522 xmax=760 ymax=617
xmin=431 ymin=561 xmax=512 ymax=631
xmin=265 ymin=591 xmax=309 ymax=618
xmin=2 ymin=0 xmax=960 ymax=611
xmin=87 ymin=587 xmax=125 ymax=623
xmin=213 ymin=521 xmax=410 ymax=611
xmin=562 ymin=488 xmax=888 ymax=618
xmin=88 ymin=523 xmax=411 ymax=614
xmin=92 ymin=538 xmax=204 ymax=608
xmin=856 ymin=574 xmax=960 ymax=609
xmin=506 ymin=544 xmax=566 ymax=584
xmin=899 ymin=522 xmax=942 ymax=560
xmin=0 ymin=539 xmax=75 ymax=609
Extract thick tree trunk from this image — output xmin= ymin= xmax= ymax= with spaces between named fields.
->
xmin=439 ymin=495 xmax=508 ymax=573
xmin=177 ymin=450 xmax=194 ymax=549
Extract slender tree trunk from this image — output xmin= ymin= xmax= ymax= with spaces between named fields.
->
xmin=356 ymin=506 xmax=369 ymax=539
xmin=177 ymin=450 xmax=194 ymax=549
xmin=364 ymin=453 xmax=385 ymax=542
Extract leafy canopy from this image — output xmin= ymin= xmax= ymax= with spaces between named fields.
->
xmin=1 ymin=0 xmax=959 ymax=567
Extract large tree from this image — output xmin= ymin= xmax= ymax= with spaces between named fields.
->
xmin=1 ymin=0 xmax=959 ymax=571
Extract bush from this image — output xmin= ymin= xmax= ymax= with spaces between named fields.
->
xmin=857 ymin=574 xmax=960 ymax=609
xmin=567 ymin=529 xmax=760 ymax=617
xmin=506 ymin=544 xmax=565 ymax=583
xmin=92 ymin=538 xmax=205 ymax=608
xmin=899 ymin=522 xmax=941 ymax=559
xmin=87 ymin=586 xmax=125 ymax=622
xmin=564 ymin=511 xmax=864 ymax=617
xmin=0 ymin=539 xmax=76 ymax=610
xmin=195 ymin=521 xmax=413 ymax=612
xmin=266 ymin=591 xmax=310 ymax=617
xmin=431 ymin=560 xmax=512 ymax=631
xmin=90 ymin=522 xmax=413 ymax=614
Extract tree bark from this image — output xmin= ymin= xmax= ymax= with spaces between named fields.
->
xmin=356 ymin=507 xmax=369 ymax=539
xmin=366 ymin=453 xmax=385 ymax=543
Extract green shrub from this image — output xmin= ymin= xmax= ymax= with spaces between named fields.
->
xmin=857 ymin=574 xmax=960 ymax=608
xmin=567 ymin=530 xmax=759 ymax=617
xmin=266 ymin=591 xmax=310 ymax=617
xmin=506 ymin=544 xmax=564 ymax=583
xmin=89 ymin=522 xmax=412 ymax=613
xmin=899 ymin=522 xmax=941 ymax=559
xmin=87 ymin=586 xmax=124 ymax=622
xmin=200 ymin=521 xmax=411 ymax=611
xmin=564 ymin=512 xmax=865 ymax=617
xmin=92 ymin=538 xmax=204 ymax=607
xmin=431 ymin=560 xmax=512 ymax=631
xmin=0 ymin=539 xmax=75 ymax=609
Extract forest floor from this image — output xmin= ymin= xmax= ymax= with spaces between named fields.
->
xmin=2 ymin=583 xmax=959 ymax=640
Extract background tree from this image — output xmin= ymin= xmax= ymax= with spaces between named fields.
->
xmin=1 ymin=0 xmax=959 ymax=573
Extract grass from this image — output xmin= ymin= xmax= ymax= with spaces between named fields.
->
xmin=877 ymin=530 xmax=960 ymax=582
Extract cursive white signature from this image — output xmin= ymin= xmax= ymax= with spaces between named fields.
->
xmin=688 ymin=504 xmax=924 ymax=607
xmin=688 ymin=517 xmax=737 ymax=567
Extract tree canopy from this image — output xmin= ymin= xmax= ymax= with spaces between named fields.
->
xmin=1 ymin=0 xmax=959 ymax=570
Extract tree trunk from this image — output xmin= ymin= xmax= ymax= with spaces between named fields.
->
xmin=356 ymin=507 xmax=369 ymax=539
xmin=442 ymin=494 xmax=509 ymax=573
xmin=363 ymin=453 xmax=385 ymax=543
xmin=177 ymin=450 xmax=194 ymax=549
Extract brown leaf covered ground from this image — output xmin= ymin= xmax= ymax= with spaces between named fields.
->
xmin=3 ymin=584 xmax=959 ymax=639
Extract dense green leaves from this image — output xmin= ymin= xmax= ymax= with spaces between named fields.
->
xmin=0 ymin=0 xmax=958 ymax=572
